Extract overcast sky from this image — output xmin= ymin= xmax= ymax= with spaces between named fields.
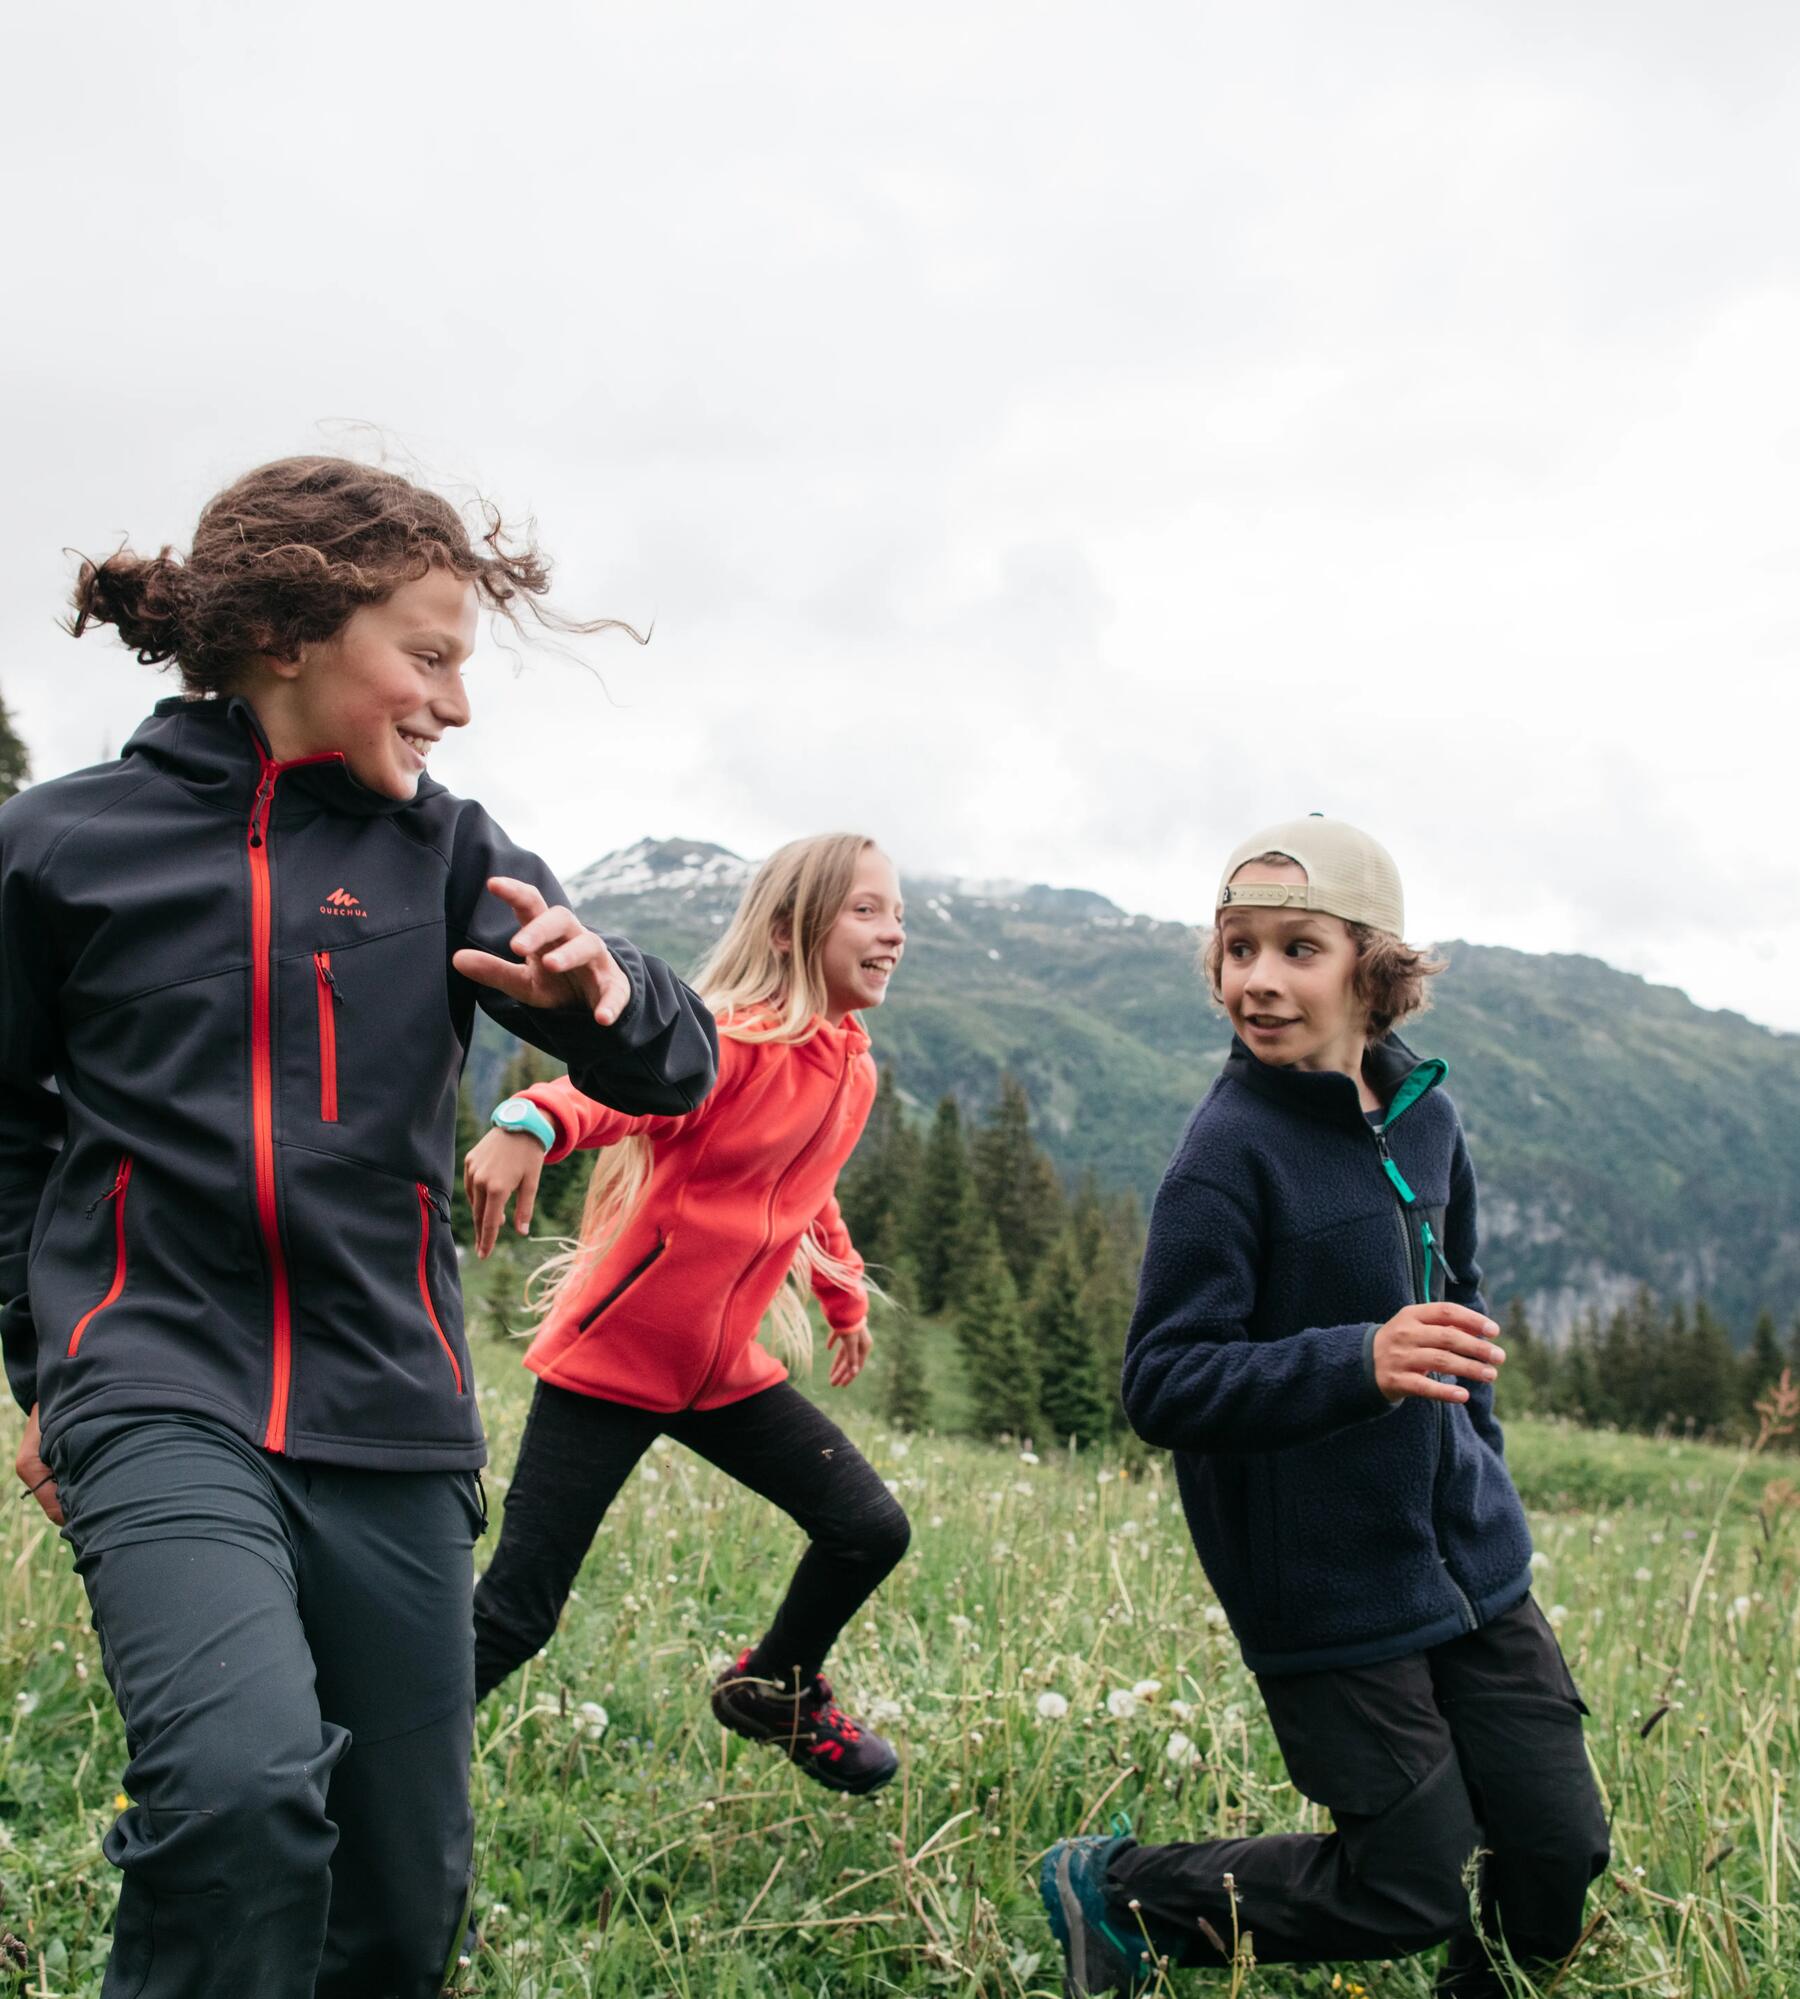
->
xmin=5 ymin=2 xmax=1797 ymax=1030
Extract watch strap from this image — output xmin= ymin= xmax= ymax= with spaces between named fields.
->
xmin=492 ymin=1097 xmax=557 ymax=1152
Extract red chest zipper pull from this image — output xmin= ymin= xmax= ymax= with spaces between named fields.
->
xmin=248 ymin=769 xmax=275 ymax=848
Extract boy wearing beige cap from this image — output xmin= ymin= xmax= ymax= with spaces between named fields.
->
xmin=1041 ymin=818 xmax=1608 ymax=1997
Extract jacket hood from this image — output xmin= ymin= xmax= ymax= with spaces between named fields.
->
xmin=123 ymin=696 xmax=435 ymax=823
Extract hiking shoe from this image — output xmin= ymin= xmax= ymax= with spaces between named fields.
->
xmin=1040 ymin=1822 xmax=1158 ymax=1997
xmin=710 ymin=1650 xmax=899 ymax=1794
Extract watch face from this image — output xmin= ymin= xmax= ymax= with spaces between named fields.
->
xmin=497 ymin=1106 xmax=526 ymax=1127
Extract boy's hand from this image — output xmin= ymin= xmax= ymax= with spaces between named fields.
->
xmin=464 ymin=1127 xmax=548 ymax=1259
xmin=14 ymin=1404 xmax=62 ymax=1525
xmin=827 ymin=1321 xmax=871 ymax=1388
xmin=1373 ymin=1304 xmax=1504 ymax=1404
xmin=453 ymin=878 xmax=632 ymax=1026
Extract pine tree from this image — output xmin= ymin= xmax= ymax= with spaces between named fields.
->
xmin=1677 ymin=1300 xmax=1738 ymax=1435
xmin=909 ymin=1096 xmax=972 ymax=1316
xmin=838 ymin=1066 xmax=921 ymax=1267
xmin=956 ymin=1215 xmax=1040 ymax=1441
xmin=1496 ymin=1297 xmax=1540 ymax=1416
xmin=970 ymin=1075 xmax=1064 ymax=1293
xmin=881 ymin=1282 xmax=932 ymax=1433
xmin=1032 ymin=1233 xmax=1108 ymax=1446
xmin=1742 ymin=1310 xmax=1784 ymax=1417
xmin=0 ymin=685 xmax=28 ymax=804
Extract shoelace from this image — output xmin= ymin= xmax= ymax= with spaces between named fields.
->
xmin=803 ymin=1678 xmax=862 ymax=1742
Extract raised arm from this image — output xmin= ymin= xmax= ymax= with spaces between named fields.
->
xmin=446 ymin=804 xmax=717 ymax=1116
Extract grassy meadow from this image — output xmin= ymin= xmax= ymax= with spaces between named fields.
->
xmin=2 ymin=1311 xmax=1798 ymax=1997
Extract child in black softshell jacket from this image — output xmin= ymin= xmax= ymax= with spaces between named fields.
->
xmin=1040 ymin=817 xmax=1607 ymax=1999
xmin=0 ymin=457 xmax=717 ymax=1999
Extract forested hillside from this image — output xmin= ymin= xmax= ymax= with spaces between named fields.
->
xmin=467 ymin=838 xmax=1800 ymax=1338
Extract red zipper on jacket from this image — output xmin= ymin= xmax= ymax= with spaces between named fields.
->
xmin=247 ymin=747 xmax=342 ymax=1453
xmin=67 ymin=1155 xmax=133 ymax=1357
xmin=703 ymin=1039 xmax=857 ymax=1397
xmin=314 ymin=952 xmax=340 ymax=1122
xmin=415 ymin=1184 xmax=464 ymax=1392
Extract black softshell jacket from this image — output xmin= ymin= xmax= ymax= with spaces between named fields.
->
xmin=0 ymin=697 xmax=719 ymax=1470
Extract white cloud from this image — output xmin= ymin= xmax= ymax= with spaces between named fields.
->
xmin=2 ymin=0 xmax=1794 ymax=1027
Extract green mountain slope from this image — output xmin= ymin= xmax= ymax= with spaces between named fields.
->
xmin=472 ymin=838 xmax=1800 ymax=1339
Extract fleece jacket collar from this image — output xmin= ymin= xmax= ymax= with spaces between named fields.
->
xmin=1224 ymin=1031 xmax=1446 ymax=1134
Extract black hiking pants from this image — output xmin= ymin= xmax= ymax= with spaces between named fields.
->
xmin=473 ymin=1379 xmax=910 ymax=1700
xmin=54 ymin=1412 xmax=482 ymax=1999
xmin=1107 ymin=1596 xmax=1610 ymax=1996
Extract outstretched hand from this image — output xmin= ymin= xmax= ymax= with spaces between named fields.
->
xmin=453 ymin=877 xmax=631 ymax=1027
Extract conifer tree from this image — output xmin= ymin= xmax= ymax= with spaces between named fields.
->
xmin=909 ymin=1096 xmax=972 ymax=1315
xmin=1496 ymin=1297 xmax=1540 ymax=1415
xmin=0 ymin=685 xmax=26 ymax=805
xmin=956 ymin=1214 xmax=1039 ymax=1440
xmin=838 ymin=1066 xmax=921 ymax=1266
xmin=971 ymin=1074 xmax=1064 ymax=1292
xmin=1678 ymin=1300 xmax=1738 ymax=1435
xmin=1032 ymin=1232 xmax=1107 ymax=1446
xmin=881 ymin=1280 xmax=932 ymax=1433
xmin=1742 ymin=1310 xmax=1784 ymax=1416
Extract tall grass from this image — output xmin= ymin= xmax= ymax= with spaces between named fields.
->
xmin=2 ymin=1338 xmax=1797 ymax=1995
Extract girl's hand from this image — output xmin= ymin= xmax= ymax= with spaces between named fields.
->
xmin=464 ymin=1128 xmax=548 ymax=1259
xmin=15 ymin=1404 xmax=61 ymax=1525
xmin=1372 ymin=1303 xmax=1504 ymax=1404
xmin=453 ymin=877 xmax=632 ymax=1027
xmin=827 ymin=1321 xmax=871 ymax=1388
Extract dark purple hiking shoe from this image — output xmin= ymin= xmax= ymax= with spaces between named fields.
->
xmin=710 ymin=1649 xmax=899 ymax=1795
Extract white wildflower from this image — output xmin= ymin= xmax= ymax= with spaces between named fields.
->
xmin=1732 ymin=1596 xmax=1751 ymax=1618
xmin=1037 ymin=1691 xmax=1070 ymax=1721
xmin=1165 ymin=1730 xmax=1201 ymax=1768
xmin=14 ymin=1691 xmax=38 ymax=1716
xmin=1132 ymin=1679 xmax=1163 ymax=1702
xmin=1634 ymin=1567 xmax=1654 ymax=1583
xmin=949 ymin=1614 xmax=973 ymax=1635
xmin=1203 ymin=1605 xmax=1229 ymax=1629
xmin=576 ymin=1701 xmax=609 ymax=1739
xmin=1106 ymin=1688 xmax=1141 ymax=1720
xmin=867 ymin=1697 xmax=904 ymax=1726
xmin=1019 ymin=1450 xmax=1040 ymax=1466
xmin=1530 ymin=1551 xmax=1550 ymax=1572
xmin=1548 ymin=1605 xmax=1568 ymax=1628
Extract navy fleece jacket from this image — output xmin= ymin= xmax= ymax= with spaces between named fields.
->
xmin=1122 ymin=1033 xmax=1533 ymax=1674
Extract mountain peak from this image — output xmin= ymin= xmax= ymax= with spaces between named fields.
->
xmin=564 ymin=838 xmax=756 ymax=905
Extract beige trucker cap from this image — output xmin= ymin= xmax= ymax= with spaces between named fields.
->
xmin=1216 ymin=815 xmax=1405 ymax=936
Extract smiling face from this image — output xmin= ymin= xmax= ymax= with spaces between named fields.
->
xmin=1217 ymin=857 xmax=1371 ymax=1074
xmin=816 ymin=850 xmax=906 ymax=1022
xmin=249 ymin=566 xmax=477 ymax=798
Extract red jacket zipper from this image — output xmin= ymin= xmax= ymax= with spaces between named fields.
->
xmin=67 ymin=1155 xmax=133 ymax=1357
xmin=416 ymin=1184 xmax=464 ymax=1393
xmin=314 ymin=952 xmax=340 ymax=1122
xmin=247 ymin=747 xmax=341 ymax=1453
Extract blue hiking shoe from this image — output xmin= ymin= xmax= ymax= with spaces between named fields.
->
xmin=1040 ymin=1819 xmax=1159 ymax=1997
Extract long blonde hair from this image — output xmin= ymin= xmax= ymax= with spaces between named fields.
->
xmin=529 ymin=834 xmax=883 ymax=1370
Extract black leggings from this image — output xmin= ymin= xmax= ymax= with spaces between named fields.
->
xmin=473 ymin=1380 xmax=911 ymax=1700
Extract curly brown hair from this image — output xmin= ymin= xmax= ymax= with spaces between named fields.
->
xmin=1200 ymin=907 xmax=1446 ymax=1040
xmin=67 ymin=455 xmax=636 ymax=695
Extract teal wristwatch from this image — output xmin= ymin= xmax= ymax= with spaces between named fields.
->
xmin=491 ymin=1098 xmax=557 ymax=1151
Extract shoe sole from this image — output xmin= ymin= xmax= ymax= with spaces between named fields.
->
xmin=712 ymin=1688 xmax=898 ymax=1796
xmin=1054 ymin=1845 xmax=1096 ymax=1997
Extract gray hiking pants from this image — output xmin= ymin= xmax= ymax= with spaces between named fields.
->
xmin=54 ymin=1411 xmax=483 ymax=1998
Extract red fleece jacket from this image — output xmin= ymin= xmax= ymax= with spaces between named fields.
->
xmin=519 ymin=1011 xmax=875 ymax=1411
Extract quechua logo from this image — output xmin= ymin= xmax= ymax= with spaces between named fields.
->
xmin=320 ymin=888 xmax=368 ymax=919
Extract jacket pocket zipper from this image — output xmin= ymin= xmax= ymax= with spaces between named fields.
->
xmin=415 ymin=1184 xmax=464 ymax=1393
xmin=68 ymin=1155 xmax=133 ymax=1357
xmin=576 ymin=1237 xmax=666 ymax=1334
xmin=314 ymin=952 xmax=341 ymax=1122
